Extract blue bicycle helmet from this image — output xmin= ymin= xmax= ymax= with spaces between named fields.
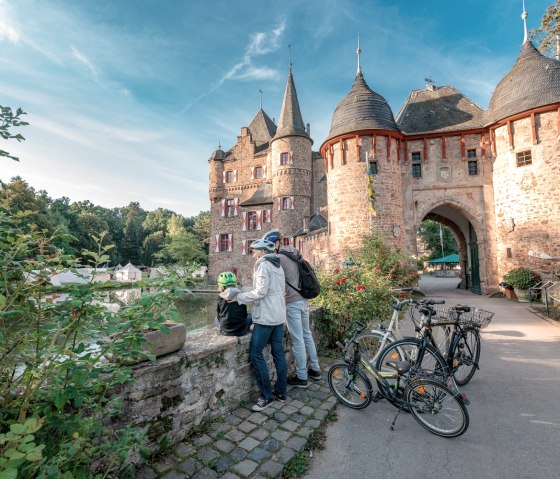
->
xmin=262 ymin=228 xmax=281 ymax=244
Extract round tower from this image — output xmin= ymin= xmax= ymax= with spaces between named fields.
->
xmin=208 ymin=146 xmax=225 ymax=202
xmin=320 ymin=44 xmax=405 ymax=260
xmin=486 ymin=7 xmax=560 ymax=279
xmin=271 ymin=64 xmax=313 ymax=242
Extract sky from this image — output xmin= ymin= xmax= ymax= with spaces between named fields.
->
xmin=0 ymin=0 xmax=554 ymax=217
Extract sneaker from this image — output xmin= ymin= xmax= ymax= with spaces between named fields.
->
xmin=274 ymin=390 xmax=287 ymax=403
xmin=307 ymin=368 xmax=322 ymax=380
xmin=252 ymin=397 xmax=274 ymax=412
xmin=287 ymin=376 xmax=308 ymax=388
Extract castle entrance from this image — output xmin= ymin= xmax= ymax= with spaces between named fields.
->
xmin=417 ymin=203 xmax=483 ymax=295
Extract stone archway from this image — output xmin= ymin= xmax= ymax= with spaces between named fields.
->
xmin=415 ymin=198 xmax=488 ymax=293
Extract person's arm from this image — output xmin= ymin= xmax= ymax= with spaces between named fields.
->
xmin=237 ymin=263 xmax=269 ymax=305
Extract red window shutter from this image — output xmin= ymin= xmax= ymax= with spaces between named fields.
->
xmin=290 ymin=237 xmax=295 ymax=247
xmin=220 ymin=199 xmax=226 ymax=217
xmin=234 ymin=197 xmax=239 ymax=216
xmin=262 ymin=165 xmax=267 ymax=178
xmin=227 ymin=234 xmax=233 ymax=252
xmin=222 ymin=171 xmax=226 ymax=183
xmin=242 ymin=211 xmax=247 ymax=231
xmin=277 ymin=197 xmax=281 ymax=211
xmin=266 ymin=209 xmax=272 ymax=222
xmin=242 ymin=239 xmax=247 ymax=255
xmin=289 ymin=151 xmax=294 ymax=165
xmin=256 ymin=210 xmax=262 ymax=230
xmin=290 ymin=196 xmax=295 ymax=209
xmin=250 ymin=167 xmax=255 ymax=179
xmin=215 ymin=234 xmax=220 ymax=253
xmin=233 ymin=170 xmax=238 ymax=182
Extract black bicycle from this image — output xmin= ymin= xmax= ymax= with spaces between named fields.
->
xmin=328 ymin=322 xmax=469 ymax=438
xmin=376 ymin=303 xmax=494 ymax=387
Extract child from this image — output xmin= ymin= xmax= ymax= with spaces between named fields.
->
xmin=215 ymin=271 xmax=251 ymax=336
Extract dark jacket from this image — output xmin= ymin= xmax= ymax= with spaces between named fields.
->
xmin=216 ymin=298 xmax=249 ymax=336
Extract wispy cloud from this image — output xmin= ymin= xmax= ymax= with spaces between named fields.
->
xmin=0 ymin=0 xmax=20 ymax=43
xmin=70 ymin=45 xmax=97 ymax=78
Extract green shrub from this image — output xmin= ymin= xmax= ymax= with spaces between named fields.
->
xmin=503 ymin=267 xmax=541 ymax=289
xmin=0 ymin=201 xmax=188 ymax=478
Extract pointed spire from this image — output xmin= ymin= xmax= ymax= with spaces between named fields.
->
xmin=258 ymin=89 xmax=263 ymax=110
xmin=521 ymin=0 xmax=529 ymax=44
xmin=273 ymin=58 xmax=308 ymax=140
xmin=356 ymin=33 xmax=362 ymax=75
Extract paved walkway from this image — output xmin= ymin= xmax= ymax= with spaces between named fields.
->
xmin=137 ymin=379 xmax=337 ymax=479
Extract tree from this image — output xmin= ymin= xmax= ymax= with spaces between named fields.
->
xmin=157 ymin=229 xmax=207 ymax=267
xmin=120 ymin=202 xmax=146 ymax=264
xmin=1 ymin=105 xmax=28 ymax=161
xmin=193 ymin=210 xmax=210 ymax=254
xmin=531 ymin=1 xmax=560 ymax=58
xmin=417 ymin=220 xmax=457 ymax=261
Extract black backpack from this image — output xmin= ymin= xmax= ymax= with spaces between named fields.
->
xmin=278 ymin=250 xmax=321 ymax=299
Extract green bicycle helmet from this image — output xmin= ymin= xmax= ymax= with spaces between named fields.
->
xmin=217 ymin=271 xmax=237 ymax=288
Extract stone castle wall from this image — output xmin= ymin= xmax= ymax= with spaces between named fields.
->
xmin=492 ymin=110 xmax=560 ymax=279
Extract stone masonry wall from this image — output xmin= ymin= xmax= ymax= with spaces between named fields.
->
xmin=114 ymin=320 xmax=317 ymax=467
xmin=492 ymin=110 xmax=560 ymax=279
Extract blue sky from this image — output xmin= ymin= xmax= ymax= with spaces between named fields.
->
xmin=0 ymin=0 xmax=552 ymax=217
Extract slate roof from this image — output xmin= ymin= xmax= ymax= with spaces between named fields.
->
xmin=396 ymin=86 xmax=484 ymax=135
xmin=326 ymin=72 xmax=399 ymax=142
xmin=239 ymin=182 xmax=273 ymax=206
xmin=309 ymin=212 xmax=328 ymax=232
xmin=273 ymin=67 xmax=309 ymax=140
xmin=485 ymin=41 xmax=560 ymax=124
xmin=209 ymin=148 xmax=226 ymax=161
xmin=248 ymin=109 xmax=277 ymax=146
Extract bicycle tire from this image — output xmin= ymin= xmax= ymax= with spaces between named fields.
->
xmin=375 ymin=338 xmax=448 ymax=388
xmin=328 ymin=363 xmax=372 ymax=409
xmin=451 ymin=328 xmax=481 ymax=386
xmin=405 ymin=377 xmax=469 ymax=438
xmin=353 ymin=332 xmax=391 ymax=365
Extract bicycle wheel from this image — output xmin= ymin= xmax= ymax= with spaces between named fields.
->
xmin=328 ymin=363 xmax=372 ymax=409
xmin=451 ymin=328 xmax=481 ymax=386
xmin=405 ymin=377 xmax=469 ymax=438
xmin=353 ymin=332 xmax=390 ymax=365
xmin=375 ymin=338 xmax=448 ymax=389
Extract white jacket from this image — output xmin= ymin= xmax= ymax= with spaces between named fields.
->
xmin=237 ymin=254 xmax=286 ymax=326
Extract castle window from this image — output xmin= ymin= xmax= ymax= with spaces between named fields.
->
xmin=220 ymin=234 xmax=231 ymax=252
xmin=282 ymin=197 xmax=291 ymax=210
xmin=225 ymin=170 xmax=235 ymax=183
xmin=411 ymin=151 xmax=422 ymax=162
xmin=247 ymin=211 xmax=257 ymax=230
xmin=282 ymin=238 xmax=290 ymax=246
xmin=516 ymin=150 xmax=532 ymax=167
xmin=280 ymin=152 xmax=290 ymax=165
xmin=412 ymin=161 xmax=422 ymax=178
xmin=367 ymin=161 xmax=378 ymax=176
xmin=225 ymin=198 xmax=235 ymax=217
xmin=254 ymin=166 xmax=263 ymax=179
xmin=468 ymin=160 xmax=478 ymax=175
xmin=467 ymin=149 xmax=477 ymax=158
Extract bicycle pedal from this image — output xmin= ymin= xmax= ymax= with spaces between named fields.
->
xmin=460 ymin=393 xmax=470 ymax=406
xmin=371 ymin=391 xmax=383 ymax=403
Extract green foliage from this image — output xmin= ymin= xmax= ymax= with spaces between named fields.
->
xmin=1 ymin=106 xmax=28 ymax=162
xmin=531 ymin=1 xmax=560 ymax=58
xmin=503 ymin=267 xmax=541 ymax=290
xmin=417 ymin=220 xmax=457 ymax=260
xmin=0 ymin=201 xmax=189 ymax=478
xmin=313 ymin=233 xmax=416 ymax=346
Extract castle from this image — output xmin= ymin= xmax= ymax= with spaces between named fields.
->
xmin=208 ymin=14 xmax=560 ymax=295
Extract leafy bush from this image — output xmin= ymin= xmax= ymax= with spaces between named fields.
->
xmin=503 ymin=267 xmax=541 ymax=290
xmin=0 ymin=201 xmax=188 ymax=478
xmin=313 ymin=233 xmax=417 ymax=346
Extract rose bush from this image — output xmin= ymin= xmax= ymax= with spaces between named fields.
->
xmin=503 ymin=267 xmax=541 ymax=290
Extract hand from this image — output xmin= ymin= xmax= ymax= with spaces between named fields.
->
xmin=228 ymin=295 xmax=238 ymax=303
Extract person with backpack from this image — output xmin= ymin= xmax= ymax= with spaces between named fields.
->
xmin=263 ymin=230 xmax=322 ymax=388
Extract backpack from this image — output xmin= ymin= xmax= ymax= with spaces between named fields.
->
xmin=278 ymin=250 xmax=321 ymax=299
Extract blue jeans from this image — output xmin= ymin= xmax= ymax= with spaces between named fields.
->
xmin=286 ymin=300 xmax=320 ymax=380
xmin=249 ymin=323 xmax=287 ymax=400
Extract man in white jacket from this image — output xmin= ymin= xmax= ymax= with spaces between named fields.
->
xmin=232 ymin=237 xmax=287 ymax=412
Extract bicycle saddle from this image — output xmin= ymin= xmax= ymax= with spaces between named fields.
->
xmin=384 ymin=360 xmax=411 ymax=376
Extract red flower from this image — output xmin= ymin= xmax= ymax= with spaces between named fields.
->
xmin=356 ymin=285 xmax=366 ymax=291
xmin=334 ymin=268 xmax=340 ymax=273
xmin=335 ymin=276 xmax=348 ymax=285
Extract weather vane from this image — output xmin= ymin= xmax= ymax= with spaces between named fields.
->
xmin=258 ymin=89 xmax=263 ymax=109
xmin=425 ymin=76 xmax=435 ymax=86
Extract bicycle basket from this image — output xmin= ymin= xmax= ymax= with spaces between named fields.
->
xmin=459 ymin=308 xmax=494 ymax=329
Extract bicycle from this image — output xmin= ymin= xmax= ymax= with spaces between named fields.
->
xmin=376 ymin=303 xmax=494 ymax=387
xmin=328 ymin=322 xmax=469 ymax=438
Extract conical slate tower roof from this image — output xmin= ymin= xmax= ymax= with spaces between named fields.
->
xmin=326 ymin=72 xmax=399 ymax=142
xmin=485 ymin=41 xmax=560 ymax=124
xmin=273 ymin=65 xmax=309 ymax=140
xmin=247 ymin=108 xmax=277 ymax=146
